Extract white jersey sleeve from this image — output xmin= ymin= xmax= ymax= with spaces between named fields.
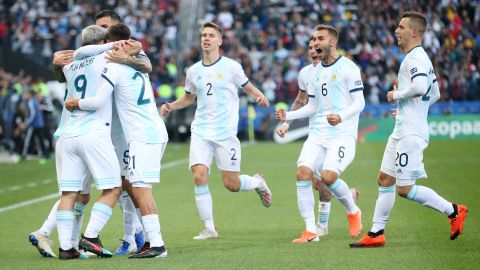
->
xmin=102 ymin=62 xmax=168 ymax=144
xmin=185 ymin=67 xmax=197 ymax=94
xmin=232 ymin=61 xmax=249 ymax=88
xmin=298 ymin=64 xmax=313 ymax=92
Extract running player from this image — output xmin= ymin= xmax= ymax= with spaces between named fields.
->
xmin=160 ymin=22 xmax=272 ymax=240
xmin=350 ymin=11 xmax=467 ymax=248
xmin=276 ymin=24 xmax=365 ymax=242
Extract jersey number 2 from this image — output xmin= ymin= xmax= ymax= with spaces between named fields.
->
xmin=133 ymin=72 xmax=151 ymax=105
xmin=206 ymin=83 xmax=213 ymax=96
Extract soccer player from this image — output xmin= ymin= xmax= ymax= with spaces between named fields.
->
xmin=66 ymin=23 xmax=169 ymax=259
xmin=56 ymin=25 xmax=122 ymax=259
xmin=350 ymin=11 xmax=468 ymax=248
xmin=160 ymin=22 xmax=272 ymax=240
xmin=29 ymin=10 xmax=146 ymax=258
xmin=276 ymin=24 xmax=365 ymax=242
xmin=276 ymin=37 xmax=359 ymax=237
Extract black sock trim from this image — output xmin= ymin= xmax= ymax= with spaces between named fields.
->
xmin=448 ymin=203 xmax=458 ymax=219
xmin=367 ymin=230 xmax=384 ymax=237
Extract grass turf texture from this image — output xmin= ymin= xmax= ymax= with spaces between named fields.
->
xmin=0 ymin=141 xmax=478 ymax=270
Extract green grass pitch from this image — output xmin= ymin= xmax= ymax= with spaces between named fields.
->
xmin=0 ymin=140 xmax=478 ymax=270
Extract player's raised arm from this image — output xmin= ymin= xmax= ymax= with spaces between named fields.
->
xmin=105 ymin=42 xmax=152 ymax=73
xmin=52 ymin=50 xmax=74 ymax=83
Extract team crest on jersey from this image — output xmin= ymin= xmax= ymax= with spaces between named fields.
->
xmin=410 ymin=67 xmax=418 ymax=74
xmin=217 ymin=73 xmax=223 ymax=80
xmin=331 ymin=74 xmax=337 ymax=81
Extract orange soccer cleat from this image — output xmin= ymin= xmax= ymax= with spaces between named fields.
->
xmin=349 ymin=231 xmax=385 ymax=248
xmin=449 ymin=204 xmax=468 ymax=240
xmin=292 ymin=230 xmax=319 ymax=243
xmin=347 ymin=209 xmax=362 ymax=238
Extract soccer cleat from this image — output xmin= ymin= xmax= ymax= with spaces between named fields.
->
xmin=135 ymin=242 xmax=150 ymax=254
xmin=292 ymin=230 xmax=319 ymax=243
xmin=59 ymin=248 xmax=89 ymax=260
xmin=78 ymin=234 xmax=112 ymax=258
xmin=347 ymin=209 xmax=362 ymax=238
xmin=28 ymin=231 xmax=57 ymax=258
xmin=350 ymin=188 xmax=360 ymax=202
xmin=114 ymin=240 xmax=136 ymax=255
xmin=349 ymin=231 xmax=385 ymax=248
xmin=316 ymin=225 xmax=329 ymax=237
xmin=254 ymin=173 xmax=272 ymax=207
xmin=193 ymin=228 xmax=219 ymax=240
xmin=134 ymin=232 xmax=145 ymax=252
xmin=128 ymin=246 xmax=167 ymax=259
xmin=449 ymin=204 xmax=468 ymax=240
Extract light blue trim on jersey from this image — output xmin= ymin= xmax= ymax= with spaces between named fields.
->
xmin=321 ymin=55 xmax=342 ymax=67
xmin=349 ymin=87 xmax=364 ymax=93
xmin=202 ymin=56 xmax=222 ymax=67
xmin=327 ymin=179 xmax=343 ymax=191
xmin=102 ymin=74 xmax=114 ymax=87
xmin=379 ymin=185 xmax=396 ymax=193
xmin=411 ymin=73 xmax=427 ymax=81
xmin=406 ymin=185 xmax=419 ymax=200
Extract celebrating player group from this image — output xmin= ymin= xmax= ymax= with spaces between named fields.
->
xmin=27 ymin=10 xmax=467 ymax=260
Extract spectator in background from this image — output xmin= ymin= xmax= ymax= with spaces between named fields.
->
xmin=21 ymin=90 xmax=50 ymax=163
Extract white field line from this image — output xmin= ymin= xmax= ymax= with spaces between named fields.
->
xmin=0 ymin=158 xmax=188 ymax=214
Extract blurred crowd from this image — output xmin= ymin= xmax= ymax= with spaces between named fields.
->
xmin=201 ymin=0 xmax=480 ymax=103
xmin=1 ymin=0 xmax=480 ymax=151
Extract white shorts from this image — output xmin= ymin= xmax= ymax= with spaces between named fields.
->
xmin=55 ymin=135 xmax=91 ymax=194
xmin=112 ymin=130 xmax=129 ymax=177
xmin=125 ymin=141 xmax=166 ymax=184
xmin=297 ymin=136 xmax=356 ymax=176
xmin=131 ymin=181 xmax=153 ymax=188
xmin=380 ymin=135 xmax=428 ymax=182
xmin=59 ymin=128 xmax=121 ymax=192
xmin=189 ymin=136 xmax=241 ymax=172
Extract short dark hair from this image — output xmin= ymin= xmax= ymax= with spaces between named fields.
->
xmin=402 ymin=11 xmax=427 ymax=33
xmin=95 ymin=10 xmax=122 ymax=23
xmin=316 ymin=24 xmax=339 ymax=40
xmin=306 ymin=36 xmax=314 ymax=47
xmin=108 ymin=23 xmax=131 ymax=41
xmin=202 ymin=22 xmax=223 ymax=36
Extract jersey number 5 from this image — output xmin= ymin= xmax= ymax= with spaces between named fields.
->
xmin=133 ymin=72 xmax=151 ymax=105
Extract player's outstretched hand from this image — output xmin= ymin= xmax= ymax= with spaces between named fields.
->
xmin=275 ymin=108 xmax=286 ymax=121
xmin=65 ymin=97 xmax=77 ymax=112
xmin=160 ymin=103 xmax=171 ymax=116
xmin=53 ymin=50 xmax=74 ymax=67
xmin=276 ymin=122 xmax=289 ymax=138
xmin=327 ymin=113 xmax=341 ymax=126
xmin=256 ymin=96 xmax=269 ymax=107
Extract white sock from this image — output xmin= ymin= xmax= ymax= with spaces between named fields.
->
xmin=328 ymin=179 xmax=358 ymax=214
xmin=141 ymin=214 xmax=164 ymax=247
xmin=317 ymin=201 xmax=331 ymax=228
xmin=371 ymin=185 xmax=396 ymax=233
xmin=239 ymin=175 xmax=262 ymax=191
xmin=296 ymin=181 xmax=316 ymax=233
xmin=71 ymin=202 xmax=86 ymax=245
xmin=39 ymin=200 xmax=60 ymax=236
xmin=56 ymin=210 xmax=74 ymax=250
xmin=136 ymin=208 xmax=148 ymax=241
xmin=120 ymin=193 xmax=137 ymax=244
xmin=84 ymin=202 xmax=112 ymax=238
xmin=195 ymin=184 xmax=215 ymax=230
xmin=407 ymin=185 xmax=454 ymax=215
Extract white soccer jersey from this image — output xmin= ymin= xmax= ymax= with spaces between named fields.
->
xmin=298 ymin=63 xmax=319 ymax=131
xmin=185 ymin=56 xmax=249 ymax=141
xmin=392 ymin=46 xmax=436 ymax=141
xmin=62 ymin=52 xmax=111 ymax=138
xmin=53 ymin=105 xmax=71 ymax=140
xmin=307 ymin=56 xmax=364 ymax=139
xmin=101 ymin=63 xmax=168 ymax=144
